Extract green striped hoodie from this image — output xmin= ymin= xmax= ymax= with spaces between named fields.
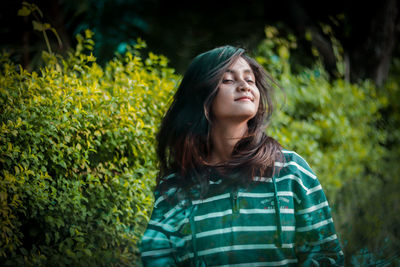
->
xmin=140 ymin=150 xmax=344 ymax=266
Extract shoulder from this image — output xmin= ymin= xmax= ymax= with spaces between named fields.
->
xmin=153 ymin=172 xmax=192 ymax=210
xmin=280 ymin=149 xmax=312 ymax=169
xmin=277 ymin=149 xmax=315 ymax=174
xmin=153 ymin=173 xmax=179 ymax=207
xmin=275 ymin=149 xmax=319 ymax=188
xmin=157 ymin=172 xmax=179 ymax=187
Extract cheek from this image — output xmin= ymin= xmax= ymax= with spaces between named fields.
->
xmin=211 ymin=92 xmax=223 ymax=115
xmin=254 ymin=90 xmax=261 ymax=109
xmin=212 ymin=89 xmax=228 ymax=107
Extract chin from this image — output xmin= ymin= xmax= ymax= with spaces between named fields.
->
xmin=232 ymin=112 xmax=257 ymax=122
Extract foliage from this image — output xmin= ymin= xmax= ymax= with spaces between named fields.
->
xmin=254 ymin=26 xmax=399 ymax=265
xmin=255 ymin=26 xmax=386 ymax=200
xmin=0 ymin=30 xmax=178 ymax=266
xmin=333 ymin=59 xmax=400 ymax=266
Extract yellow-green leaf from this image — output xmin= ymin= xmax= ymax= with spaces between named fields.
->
xmin=17 ymin=6 xmax=31 ymax=16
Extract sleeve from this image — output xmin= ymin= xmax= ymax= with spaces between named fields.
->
xmin=290 ymin=152 xmax=344 ymax=266
xmin=139 ymin=190 xmax=178 ymax=267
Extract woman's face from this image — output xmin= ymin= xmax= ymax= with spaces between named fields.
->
xmin=211 ymin=57 xmax=260 ymax=124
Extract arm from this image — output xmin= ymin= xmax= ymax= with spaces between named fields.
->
xmin=139 ymin=191 xmax=179 ymax=267
xmin=291 ymin=153 xmax=344 ymax=266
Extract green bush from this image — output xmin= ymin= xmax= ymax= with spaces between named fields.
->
xmin=332 ymin=59 xmax=400 ymax=266
xmin=0 ymin=30 xmax=178 ymax=266
xmin=254 ymin=26 xmax=386 ymax=200
xmin=254 ymin=26 xmax=399 ymax=265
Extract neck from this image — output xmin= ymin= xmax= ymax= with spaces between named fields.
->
xmin=208 ymin=120 xmax=249 ymax=165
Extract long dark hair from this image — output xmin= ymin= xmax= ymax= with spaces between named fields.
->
xmin=156 ymin=45 xmax=283 ymax=197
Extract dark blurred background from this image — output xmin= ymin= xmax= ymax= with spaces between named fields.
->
xmin=1 ymin=0 xmax=399 ymax=86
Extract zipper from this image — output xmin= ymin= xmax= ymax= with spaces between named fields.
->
xmin=231 ymin=190 xmax=239 ymax=214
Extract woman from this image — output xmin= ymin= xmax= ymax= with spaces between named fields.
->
xmin=140 ymin=46 xmax=344 ymax=266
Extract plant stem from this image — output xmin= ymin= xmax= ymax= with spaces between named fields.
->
xmin=43 ymin=30 xmax=52 ymax=54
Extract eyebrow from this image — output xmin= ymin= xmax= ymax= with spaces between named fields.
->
xmin=225 ymin=69 xmax=253 ymax=74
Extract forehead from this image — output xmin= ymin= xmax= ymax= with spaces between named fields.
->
xmin=225 ymin=57 xmax=253 ymax=75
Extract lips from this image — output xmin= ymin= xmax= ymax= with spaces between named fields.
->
xmin=235 ymin=96 xmax=253 ymax=101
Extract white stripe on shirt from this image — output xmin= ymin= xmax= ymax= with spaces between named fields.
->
xmin=282 ymin=150 xmax=312 ymax=169
xmin=296 ymin=201 xmax=329 ymax=215
xmin=274 ymin=161 xmax=316 ymax=179
xmin=141 ymin=247 xmax=176 ymax=257
xmin=309 ymin=234 xmax=338 ymax=246
xmin=239 ymin=191 xmax=301 ymax=204
xmin=240 ymin=208 xmax=294 ymax=214
xmin=148 ymin=218 xmax=189 ymax=232
xmin=195 ymin=209 xmax=233 ymax=221
xmin=253 ymin=174 xmax=314 ymax=192
xmin=307 ymin=184 xmax=322 ymax=195
xmin=196 ymin=226 xmax=295 ymax=239
xmin=192 ymin=193 xmax=230 ymax=205
xmin=296 ymin=218 xmax=333 ymax=232
xmin=277 ymin=174 xmax=310 ymax=191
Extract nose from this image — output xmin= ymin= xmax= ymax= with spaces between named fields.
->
xmin=238 ymin=80 xmax=251 ymax=92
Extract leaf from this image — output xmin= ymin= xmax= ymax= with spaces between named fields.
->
xmin=17 ymin=6 xmax=31 ymax=16
xmin=84 ymin=29 xmax=93 ymax=39
xmin=32 ymin=20 xmax=44 ymax=31
xmin=60 ymin=161 xmax=67 ymax=169
xmin=45 ymin=233 xmax=51 ymax=245
xmin=83 ymin=248 xmax=92 ymax=256
xmin=74 ymin=236 xmax=84 ymax=243
xmin=0 ymin=191 xmax=7 ymax=202
xmin=32 ymin=21 xmax=51 ymax=32
xmin=66 ymin=249 xmax=75 ymax=257
xmin=43 ymin=23 xmax=51 ymax=30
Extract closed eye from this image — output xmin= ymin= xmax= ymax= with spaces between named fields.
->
xmin=222 ymin=79 xmax=234 ymax=84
